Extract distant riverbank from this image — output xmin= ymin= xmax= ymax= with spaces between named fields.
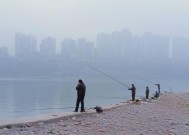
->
xmin=1 ymin=92 xmax=189 ymax=135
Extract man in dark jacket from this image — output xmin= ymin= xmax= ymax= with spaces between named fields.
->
xmin=74 ymin=79 xmax=86 ymax=112
xmin=128 ymin=84 xmax=136 ymax=101
xmin=145 ymin=86 xmax=150 ymax=99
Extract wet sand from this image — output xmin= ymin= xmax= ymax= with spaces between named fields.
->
xmin=0 ymin=92 xmax=189 ymax=135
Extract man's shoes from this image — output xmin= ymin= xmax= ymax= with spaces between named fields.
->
xmin=73 ymin=110 xmax=78 ymax=112
xmin=80 ymin=110 xmax=85 ymax=112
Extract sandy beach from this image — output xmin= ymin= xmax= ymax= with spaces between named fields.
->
xmin=0 ymin=92 xmax=189 ymax=135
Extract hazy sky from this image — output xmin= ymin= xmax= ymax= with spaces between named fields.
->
xmin=0 ymin=0 xmax=189 ymax=54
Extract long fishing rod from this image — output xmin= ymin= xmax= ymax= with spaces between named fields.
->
xmin=137 ymin=76 xmax=157 ymax=86
xmin=86 ymin=64 xmax=130 ymax=88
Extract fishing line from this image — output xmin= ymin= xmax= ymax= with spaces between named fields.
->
xmin=136 ymin=76 xmax=156 ymax=85
xmin=86 ymin=64 xmax=130 ymax=88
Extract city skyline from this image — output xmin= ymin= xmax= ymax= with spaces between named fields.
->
xmin=2 ymin=28 xmax=189 ymax=56
xmin=0 ymin=29 xmax=187 ymax=60
xmin=1 ymin=0 xmax=189 ymax=55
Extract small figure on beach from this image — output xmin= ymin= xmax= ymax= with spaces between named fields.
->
xmin=155 ymin=83 xmax=160 ymax=94
xmin=128 ymin=84 xmax=136 ymax=101
xmin=74 ymin=79 xmax=86 ymax=112
xmin=145 ymin=86 xmax=150 ymax=99
xmin=154 ymin=91 xmax=159 ymax=98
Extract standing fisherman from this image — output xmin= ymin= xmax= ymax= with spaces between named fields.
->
xmin=145 ymin=86 xmax=150 ymax=99
xmin=155 ymin=83 xmax=160 ymax=94
xmin=128 ymin=84 xmax=136 ymax=101
xmin=74 ymin=79 xmax=86 ymax=112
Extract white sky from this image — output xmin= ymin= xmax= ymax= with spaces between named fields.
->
xmin=0 ymin=0 xmax=189 ymax=54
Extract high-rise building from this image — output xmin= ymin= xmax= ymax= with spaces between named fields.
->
xmin=118 ymin=29 xmax=133 ymax=58
xmin=61 ymin=38 xmax=77 ymax=58
xmin=77 ymin=38 xmax=95 ymax=60
xmin=142 ymin=33 xmax=169 ymax=59
xmin=15 ymin=33 xmax=37 ymax=58
xmin=172 ymin=37 xmax=189 ymax=60
xmin=96 ymin=32 xmax=112 ymax=58
xmin=130 ymin=36 xmax=142 ymax=58
xmin=0 ymin=47 xmax=9 ymax=57
xmin=96 ymin=29 xmax=140 ymax=59
xmin=40 ymin=37 xmax=56 ymax=56
xmin=111 ymin=31 xmax=122 ymax=57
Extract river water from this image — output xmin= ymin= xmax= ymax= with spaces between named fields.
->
xmin=0 ymin=77 xmax=188 ymax=121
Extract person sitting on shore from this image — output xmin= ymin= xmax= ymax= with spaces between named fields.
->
xmin=154 ymin=91 xmax=159 ymax=98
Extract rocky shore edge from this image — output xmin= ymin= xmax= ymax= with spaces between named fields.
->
xmin=1 ymin=92 xmax=189 ymax=135
xmin=0 ymin=97 xmax=130 ymax=129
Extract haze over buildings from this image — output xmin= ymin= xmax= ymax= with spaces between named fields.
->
xmin=40 ymin=37 xmax=56 ymax=61
xmin=1 ymin=0 xmax=189 ymax=55
xmin=15 ymin=33 xmax=37 ymax=58
xmin=0 ymin=0 xmax=189 ymax=78
xmin=0 ymin=29 xmax=188 ymax=78
xmin=5 ymin=30 xmax=187 ymax=61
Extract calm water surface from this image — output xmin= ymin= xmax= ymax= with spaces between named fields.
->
xmin=0 ymin=77 xmax=188 ymax=121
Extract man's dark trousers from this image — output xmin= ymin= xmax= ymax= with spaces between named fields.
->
xmin=75 ymin=94 xmax=85 ymax=112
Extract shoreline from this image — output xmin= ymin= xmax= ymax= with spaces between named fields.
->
xmin=1 ymin=92 xmax=189 ymax=135
xmin=0 ymin=97 xmax=130 ymax=128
